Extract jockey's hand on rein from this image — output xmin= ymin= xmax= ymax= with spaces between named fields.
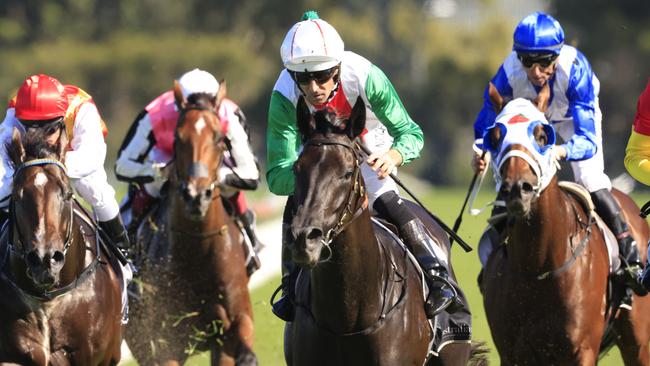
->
xmin=367 ymin=149 xmax=403 ymax=179
xmin=553 ymin=145 xmax=567 ymax=161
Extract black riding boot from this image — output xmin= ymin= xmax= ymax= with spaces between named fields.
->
xmin=401 ymin=219 xmax=463 ymax=318
xmin=591 ymin=189 xmax=647 ymax=296
xmin=271 ymin=197 xmax=298 ymax=321
xmin=238 ymin=209 xmax=262 ymax=275
xmin=374 ymin=191 xmax=462 ymax=318
xmin=99 ymin=214 xmax=131 ymax=266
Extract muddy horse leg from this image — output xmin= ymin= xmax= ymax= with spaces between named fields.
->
xmin=211 ymin=311 xmax=257 ymax=366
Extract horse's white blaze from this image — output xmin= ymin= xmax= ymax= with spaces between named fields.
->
xmin=34 ymin=172 xmax=48 ymax=188
xmin=194 ymin=117 xmax=206 ymax=134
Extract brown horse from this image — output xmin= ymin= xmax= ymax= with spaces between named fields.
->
xmin=285 ymin=96 xmax=478 ymax=366
xmin=481 ymin=85 xmax=650 ymax=365
xmin=0 ymin=128 xmax=123 ymax=365
xmin=125 ymin=82 xmax=256 ymax=365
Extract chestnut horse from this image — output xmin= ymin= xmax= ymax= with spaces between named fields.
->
xmin=125 ymin=82 xmax=256 ymax=365
xmin=285 ymin=96 xmax=477 ymax=366
xmin=480 ymin=85 xmax=650 ymax=365
xmin=0 ymin=128 xmax=123 ymax=365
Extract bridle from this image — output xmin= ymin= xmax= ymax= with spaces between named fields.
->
xmin=173 ymin=104 xmax=224 ymax=201
xmin=301 ymin=137 xmax=367 ymax=249
xmin=11 ymin=159 xmax=74 ymax=259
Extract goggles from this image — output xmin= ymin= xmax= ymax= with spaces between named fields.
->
xmin=19 ymin=117 xmax=64 ymax=130
xmin=517 ymin=53 xmax=558 ymax=68
xmin=290 ymin=66 xmax=338 ymax=85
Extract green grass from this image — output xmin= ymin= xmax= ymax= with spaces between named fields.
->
xmin=122 ymin=186 xmax=650 ymax=365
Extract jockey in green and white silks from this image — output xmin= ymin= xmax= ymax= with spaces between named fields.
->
xmin=267 ymin=51 xmax=422 ymax=205
xmin=267 ymin=11 xmax=463 ymax=322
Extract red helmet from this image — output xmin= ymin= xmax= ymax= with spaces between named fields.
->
xmin=15 ymin=74 xmax=68 ymax=121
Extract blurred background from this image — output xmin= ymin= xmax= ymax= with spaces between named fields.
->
xmin=1 ymin=0 xmax=648 ymax=364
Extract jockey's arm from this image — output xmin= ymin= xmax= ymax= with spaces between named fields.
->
xmin=625 ymin=79 xmax=650 ymax=186
xmin=65 ymin=103 xmax=107 ymax=179
xmin=0 ymin=108 xmax=21 ymax=209
xmin=266 ymin=91 xmax=300 ymax=196
xmin=114 ymin=111 xmax=157 ymax=184
xmin=365 ymin=64 xmax=423 ymax=165
xmin=563 ymin=56 xmax=598 ymax=162
xmin=219 ymin=108 xmax=260 ymax=190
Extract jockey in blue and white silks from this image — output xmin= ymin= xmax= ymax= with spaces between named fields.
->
xmin=471 ymin=11 xmax=647 ymax=298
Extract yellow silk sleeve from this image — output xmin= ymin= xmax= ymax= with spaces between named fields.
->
xmin=625 ymin=130 xmax=650 ymax=186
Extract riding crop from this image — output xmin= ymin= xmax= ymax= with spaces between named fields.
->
xmin=356 ymin=142 xmax=473 ymax=252
xmin=450 ymin=149 xmax=486 ymax=246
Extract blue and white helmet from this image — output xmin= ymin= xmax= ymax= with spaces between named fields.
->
xmin=513 ymin=12 xmax=564 ymax=55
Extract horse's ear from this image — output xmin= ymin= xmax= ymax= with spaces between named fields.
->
xmin=56 ymin=127 xmax=68 ymax=162
xmin=8 ymin=127 xmax=24 ymax=167
xmin=215 ymin=79 xmax=227 ymax=109
xmin=347 ymin=97 xmax=366 ymax=138
xmin=488 ymin=82 xmax=505 ymax=114
xmin=173 ymin=80 xmax=186 ymax=109
xmin=296 ymin=96 xmax=314 ymax=139
xmin=534 ymin=83 xmax=551 ymax=113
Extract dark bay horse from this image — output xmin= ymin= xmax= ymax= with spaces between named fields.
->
xmin=285 ymin=96 xmax=477 ymax=366
xmin=126 ymin=82 xmax=256 ymax=365
xmin=0 ymin=128 xmax=123 ymax=365
xmin=481 ymin=85 xmax=650 ymax=365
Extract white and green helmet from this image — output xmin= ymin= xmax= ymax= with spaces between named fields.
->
xmin=280 ymin=11 xmax=344 ymax=72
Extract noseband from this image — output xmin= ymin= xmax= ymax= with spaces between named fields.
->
xmin=302 ymin=138 xmax=367 ymax=247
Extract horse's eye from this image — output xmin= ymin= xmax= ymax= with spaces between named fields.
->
xmin=343 ymin=171 xmax=354 ymax=179
xmin=536 ymin=131 xmax=548 ymax=147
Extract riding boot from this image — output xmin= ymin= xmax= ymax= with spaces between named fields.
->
xmin=591 ymin=188 xmax=647 ymax=296
xmin=129 ymin=186 xmax=158 ymax=237
xmin=271 ymin=197 xmax=298 ymax=321
xmin=400 ymin=219 xmax=464 ymax=318
xmin=99 ymin=214 xmax=131 ymax=258
xmin=238 ymin=209 xmax=263 ymax=275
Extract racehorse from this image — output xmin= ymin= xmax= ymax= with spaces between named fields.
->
xmin=285 ymin=96 xmax=479 ymax=366
xmin=125 ymin=82 xmax=256 ymax=365
xmin=480 ymin=83 xmax=650 ymax=365
xmin=0 ymin=127 xmax=123 ymax=365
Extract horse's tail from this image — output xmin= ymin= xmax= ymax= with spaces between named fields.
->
xmin=468 ymin=341 xmax=490 ymax=366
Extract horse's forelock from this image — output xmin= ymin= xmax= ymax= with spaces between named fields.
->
xmin=186 ymin=92 xmax=216 ymax=110
xmin=313 ymin=109 xmax=348 ymax=135
xmin=23 ymin=129 xmax=59 ymax=161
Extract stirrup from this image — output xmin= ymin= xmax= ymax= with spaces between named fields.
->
xmin=270 ymin=285 xmax=295 ymax=322
xmin=424 ymin=273 xmax=462 ymax=318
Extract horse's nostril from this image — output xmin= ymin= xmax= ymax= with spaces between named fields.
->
xmin=26 ymin=251 xmax=41 ymax=266
xmin=204 ymin=189 xmax=212 ymax=198
xmin=51 ymin=250 xmax=65 ymax=264
xmin=306 ymin=227 xmax=323 ymax=240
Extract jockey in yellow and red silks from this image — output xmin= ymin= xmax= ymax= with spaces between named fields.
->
xmin=625 ymin=79 xmax=650 ymax=291
xmin=0 ymin=74 xmax=129 ymax=252
xmin=114 ymin=69 xmax=263 ymax=274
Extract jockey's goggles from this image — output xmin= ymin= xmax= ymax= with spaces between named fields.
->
xmin=18 ymin=116 xmax=64 ymax=130
xmin=290 ymin=66 xmax=339 ymax=85
xmin=517 ymin=53 xmax=558 ymax=68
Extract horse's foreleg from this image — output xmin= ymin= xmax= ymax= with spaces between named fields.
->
xmin=211 ymin=304 xmax=257 ymax=366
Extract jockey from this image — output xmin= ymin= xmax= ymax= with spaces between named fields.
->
xmin=267 ymin=11 xmax=462 ymax=321
xmin=624 ymin=78 xmax=650 ymax=290
xmin=114 ymin=68 xmax=262 ymax=272
xmin=472 ymin=12 xmax=647 ymax=297
xmin=0 ymin=74 xmax=130 ymax=256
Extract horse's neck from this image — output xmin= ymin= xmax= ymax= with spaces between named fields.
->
xmin=508 ymin=181 xmax=576 ymax=272
xmin=310 ymin=210 xmax=385 ymax=332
